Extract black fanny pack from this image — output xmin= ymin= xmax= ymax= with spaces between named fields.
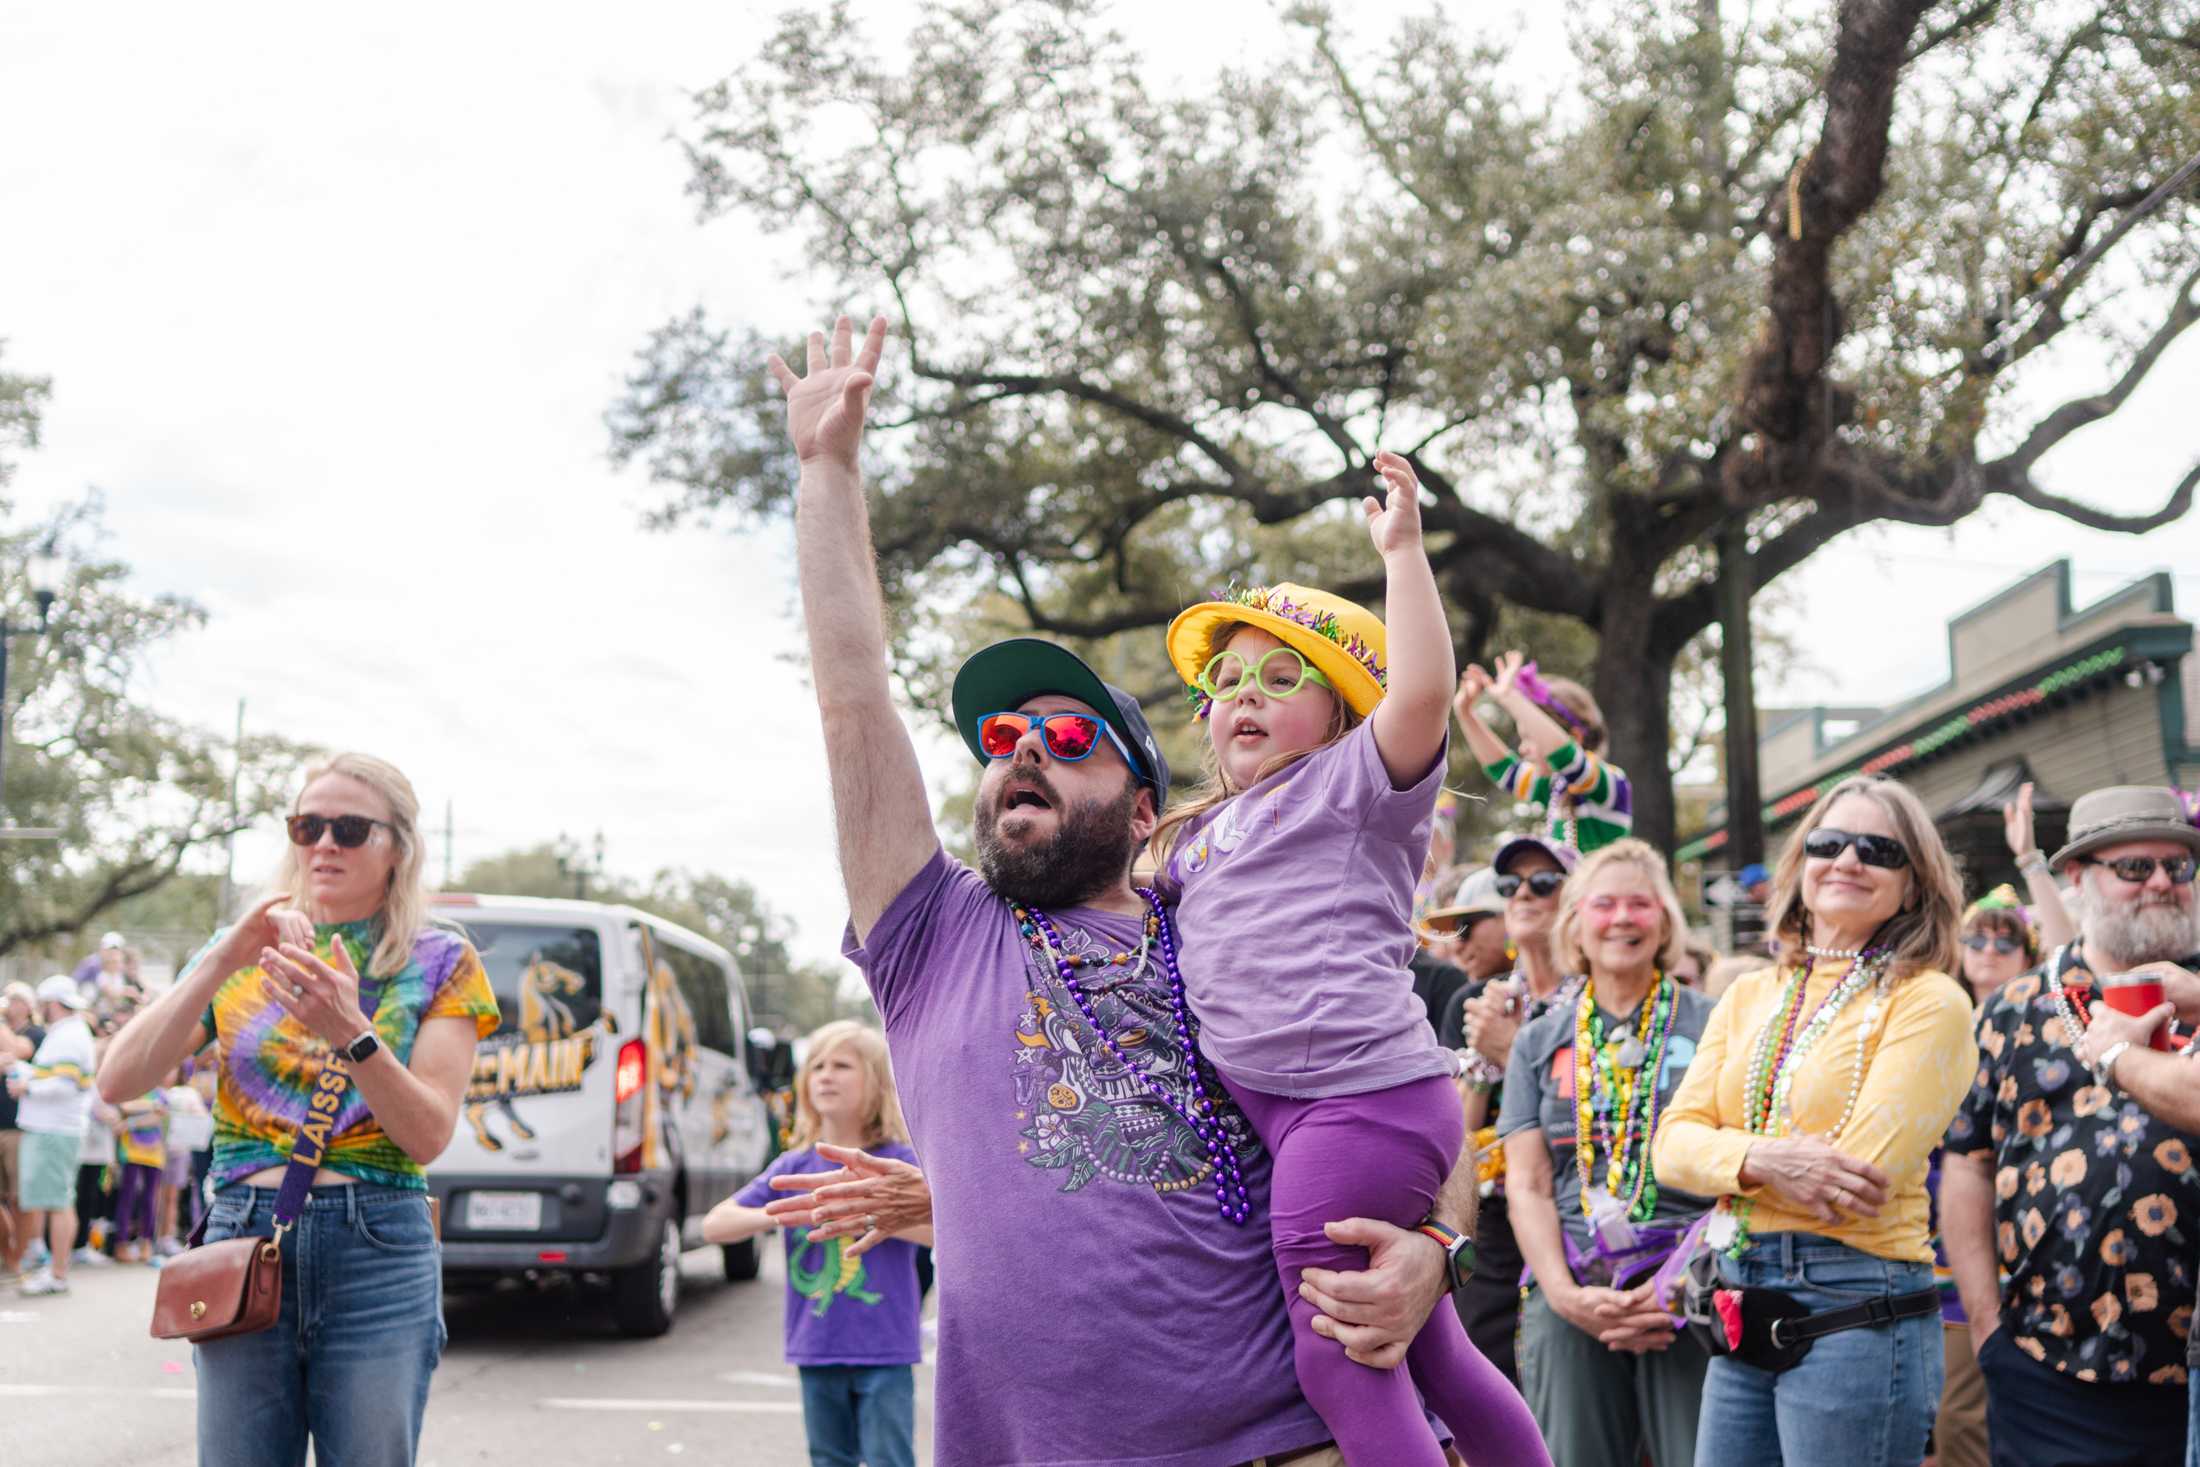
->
xmin=1680 ymin=1245 xmax=1940 ymax=1373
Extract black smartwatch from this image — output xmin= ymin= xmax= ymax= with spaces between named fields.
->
xmin=340 ymin=1030 xmax=382 ymax=1065
xmin=1416 ymin=1216 xmax=1477 ymax=1292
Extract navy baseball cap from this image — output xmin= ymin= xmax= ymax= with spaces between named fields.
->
xmin=950 ymin=638 xmax=1171 ymax=806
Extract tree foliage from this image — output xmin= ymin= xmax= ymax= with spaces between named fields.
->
xmin=451 ymin=843 xmax=870 ymax=1037
xmin=0 ymin=496 xmax=310 ymax=958
xmin=611 ymin=0 xmax=2200 ymax=849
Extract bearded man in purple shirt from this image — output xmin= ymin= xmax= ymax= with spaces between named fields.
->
xmin=765 ymin=316 xmax=1474 ymax=1467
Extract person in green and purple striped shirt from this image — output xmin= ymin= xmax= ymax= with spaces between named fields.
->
xmin=1454 ymin=651 xmax=1634 ymax=854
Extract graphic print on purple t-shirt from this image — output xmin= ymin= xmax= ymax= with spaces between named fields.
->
xmin=735 ymin=1144 xmax=924 ymax=1367
xmin=847 ymin=851 xmax=1335 ymax=1467
xmin=1010 ymin=919 xmax=1259 ymax=1196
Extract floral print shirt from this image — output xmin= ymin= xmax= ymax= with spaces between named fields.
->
xmin=1945 ymin=944 xmax=2199 ymax=1384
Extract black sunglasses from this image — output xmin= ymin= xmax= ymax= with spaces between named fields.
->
xmin=1495 ymin=870 xmax=1567 ymax=899
xmin=2083 ymin=853 xmax=2199 ymax=886
xmin=1961 ymin=934 xmax=2023 ymax=955
xmin=1802 ymin=827 xmax=1911 ymax=870
xmin=286 ymin=814 xmax=395 ymax=849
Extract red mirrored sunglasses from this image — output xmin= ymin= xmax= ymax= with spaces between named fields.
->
xmin=977 ymin=711 xmax=1136 ymax=767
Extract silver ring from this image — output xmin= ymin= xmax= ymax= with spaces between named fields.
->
xmin=292 ymin=984 xmax=306 ymax=999
xmin=864 ymin=1214 xmax=879 ymax=1231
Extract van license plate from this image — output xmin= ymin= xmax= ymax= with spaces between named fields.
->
xmin=465 ymin=1191 xmax=542 ymax=1231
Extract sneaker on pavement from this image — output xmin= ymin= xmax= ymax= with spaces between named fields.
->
xmin=24 ymin=1242 xmax=48 ymax=1271
xmin=19 ymin=1270 xmax=69 ymax=1296
xmin=72 ymin=1246 xmax=112 ymax=1268
xmin=155 ymin=1237 xmax=184 ymax=1257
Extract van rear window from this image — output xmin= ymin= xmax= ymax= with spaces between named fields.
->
xmin=462 ymin=923 xmax=604 ymax=1040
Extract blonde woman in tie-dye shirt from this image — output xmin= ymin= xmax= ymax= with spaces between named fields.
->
xmin=101 ymin=753 xmax=496 ymax=1467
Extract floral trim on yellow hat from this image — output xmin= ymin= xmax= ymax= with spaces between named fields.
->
xmin=1174 ymin=583 xmax=1387 ymax=721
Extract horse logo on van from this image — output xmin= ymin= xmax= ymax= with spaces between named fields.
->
xmin=464 ymin=955 xmax=614 ymax=1153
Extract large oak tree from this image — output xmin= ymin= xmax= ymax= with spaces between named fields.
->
xmin=611 ymin=0 xmax=2200 ymax=850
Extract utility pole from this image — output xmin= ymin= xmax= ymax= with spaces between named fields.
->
xmin=218 ymin=699 xmax=245 ymax=922
xmin=428 ymin=798 xmax=455 ymax=887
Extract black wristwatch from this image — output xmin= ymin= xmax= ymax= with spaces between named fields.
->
xmin=340 ymin=1030 xmax=382 ymax=1065
xmin=1417 ymin=1216 xmax=1477 ymax=1292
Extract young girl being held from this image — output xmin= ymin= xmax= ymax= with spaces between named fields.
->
xmin=1454 ymin=650 xmax=1633 ymax=854
xmin=703 ymin=1022 xmax=928 ymax=1467
xmin=1151 ymin=451 xmax=1549 ymax=1467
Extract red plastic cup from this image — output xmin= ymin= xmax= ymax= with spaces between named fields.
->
xmin=2099 ymin=971 xmax=2174 ymax=1050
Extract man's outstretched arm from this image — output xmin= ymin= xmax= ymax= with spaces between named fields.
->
xmin=772 ymin=315 xmax=939 ymax=941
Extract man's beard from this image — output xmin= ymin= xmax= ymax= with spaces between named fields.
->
xmin=974 ymin=770 xmax=1140 ymax=910
xmin=2079 ymin=875 xmax=2200 ymax=967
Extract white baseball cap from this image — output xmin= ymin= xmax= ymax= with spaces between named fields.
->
xmin=35 ymin=974 xmax=88 ymax=1010
xmin=100 ymin=932 xmax=126 ymax=950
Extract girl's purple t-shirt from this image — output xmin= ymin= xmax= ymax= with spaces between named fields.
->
xmin=735 ymin=1143 xmax=924 ymax=1367
xmin=846 ymin=852 xmax=1334 ymax=1467
xmin=1166 ymin=719 xmax=1453 ymax=1099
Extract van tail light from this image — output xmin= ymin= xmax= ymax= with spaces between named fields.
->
xmin=612 ymin=1038 xmax=647 ymax=1174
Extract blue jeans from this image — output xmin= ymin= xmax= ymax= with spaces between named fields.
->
xmin=195 ymin=1183 xmax=445 ymax=1467
xmin=797 ymin=1364 xmax=916 ymax=1467
xmin=2189 ymin=1369 xmax=2198 ymax=1467
xmin=1694 ymin=1233 xmax=1940 ymax=1467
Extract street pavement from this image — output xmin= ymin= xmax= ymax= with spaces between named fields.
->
xmin=0 ymin=1245 xmax=934 ymax=1466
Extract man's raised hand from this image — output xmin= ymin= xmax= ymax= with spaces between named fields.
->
xmin=767 ymin=315 xmax=888 ymax=473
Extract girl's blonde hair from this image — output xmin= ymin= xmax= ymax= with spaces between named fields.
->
xmin=268 ymin=752 xmax=431 ymax=980
xmin=789 ymin=1020 xmax=909 ymax=1152
xmin=1765 ymin=775 xmax=1963 ymax=980
xmin=1150 ymin=623 xmax=1364 ymax=872
xmin=1551 ymin=838 xmax=1690 ymax=975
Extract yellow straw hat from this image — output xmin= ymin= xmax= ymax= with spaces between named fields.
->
xmin=1166 ymin=582 xmax=1389 ymax=719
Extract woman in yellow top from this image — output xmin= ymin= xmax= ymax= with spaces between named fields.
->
xmin=1652 ymin=775 xmax=1976 ymax=1467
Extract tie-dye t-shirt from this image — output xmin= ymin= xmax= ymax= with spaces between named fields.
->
xmin=199 ymin=918 xmax=499 ymax=1192
xmin=118 ymin=1094 xmax=168 ymax=1168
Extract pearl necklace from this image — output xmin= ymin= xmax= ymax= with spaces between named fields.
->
xmin=1018 ymin=891 xmax=1252 ymax=1226
xmin=1712 ymin=950 xmax=1893 ymax=1256
xmin=1804 ymin=942 xmax=1867 ymax=961
xmin=2041 ymin=945 xmax=2102 ymax=1084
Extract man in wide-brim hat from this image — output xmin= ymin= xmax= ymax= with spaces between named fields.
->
xmin=1940 ymin=785 xmax=2200 ymax=1467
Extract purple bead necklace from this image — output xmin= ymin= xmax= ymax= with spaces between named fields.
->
xmin=1017 ymin=888 xmax=1252 ymax=1226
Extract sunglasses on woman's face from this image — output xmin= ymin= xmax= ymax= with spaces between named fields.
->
xmin=1962 ymin=934 xmax=2023 ymax=955
xmin=285 ymin=814 xmax=394 ymax=849
xmin=1801 ymin=827 xmax=1911 ymax=870
xmin=976 ymin=711 xmax=1135 ymax=767
xmin=1495 ymin=870 xmax=1566 ymax=900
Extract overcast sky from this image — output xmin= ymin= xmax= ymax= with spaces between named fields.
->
xmin=3 ymin=2 xmax=2196 ymax=979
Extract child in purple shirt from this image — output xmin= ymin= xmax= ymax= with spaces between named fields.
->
xmin=705 ymin=1021 xmax=928 ymax=1467
xmin=1150 ymin=452 xmax=1549 ymax=1467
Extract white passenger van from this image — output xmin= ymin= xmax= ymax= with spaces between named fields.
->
xmin=424 ymin=894 xmax=775 ymax=1336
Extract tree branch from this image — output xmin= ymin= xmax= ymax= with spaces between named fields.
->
xmin=1999 ymin=262 xmax=2200 ymax=474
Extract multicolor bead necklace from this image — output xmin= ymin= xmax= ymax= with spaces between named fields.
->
xmin=1571 ymin=971 xmax=1677 ymax=1222
xmin=1712 ymin=948 xmax=1893 ymax=1256
xmin=1016 ymin=889 xmax=1253 ymax=1226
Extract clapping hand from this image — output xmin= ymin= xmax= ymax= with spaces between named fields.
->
xmin=260 ymin=937 xmax=368 ymax=1049
xmin=763 ymin=1142 xmax=932 ymax=1259
xmin=766 ymin=315 xmax=888 ymax=473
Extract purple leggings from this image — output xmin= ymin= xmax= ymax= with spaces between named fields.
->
xmin=114 ymin=1162 xmax=161 ymax=1246
xmin=1226 ymin=1075 xmax=1552 ymax=1467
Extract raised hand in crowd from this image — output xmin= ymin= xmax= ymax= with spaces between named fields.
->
xmin=1459 ymin=979 xmax=1524 ymax=1071
xmin=767 ymin=314 xmax=886 ymax=472
xmin=2002 ymin=779 xmax=2075 ymax=949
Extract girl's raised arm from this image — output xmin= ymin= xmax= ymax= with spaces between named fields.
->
xmin=1364 ymin=451 xmax=1455 ymax=787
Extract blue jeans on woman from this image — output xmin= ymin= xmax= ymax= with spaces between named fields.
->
xmin=195 ymin=1182 xmax=445 ymax=1467
xmin=1694 ymin=1232 xmax=1940 ymax=1467
xmin=797 ymin=1364 xmax=915 ymax=1467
